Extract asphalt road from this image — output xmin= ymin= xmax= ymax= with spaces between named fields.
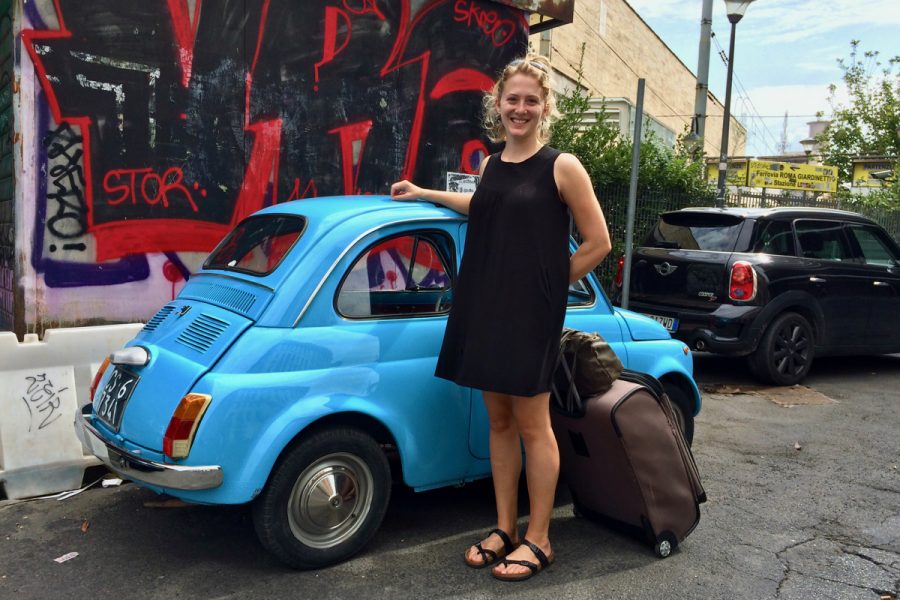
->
xmin=1 ymin=353 xmax=898 ymax=599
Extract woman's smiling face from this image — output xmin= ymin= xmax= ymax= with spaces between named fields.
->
xmin=497 ymin=73 xmax=547 ymax=142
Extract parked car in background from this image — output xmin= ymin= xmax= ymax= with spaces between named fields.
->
xmin=613 ymin=207 xmax=900 ymax=385
xmin=76 ymin=196 xmax=701 ymax=569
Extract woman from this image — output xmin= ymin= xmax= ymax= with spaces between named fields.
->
xmin=391 ymin=54 xmax=611 ymax=582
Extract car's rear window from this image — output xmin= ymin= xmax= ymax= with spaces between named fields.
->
xmin=204 ymin=215 xmax=307 ymax=275
xmin=644 ymin=212 xmax=745 ymax=251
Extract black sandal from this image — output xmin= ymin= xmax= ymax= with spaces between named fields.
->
xmin=491 ymin=539 xmax=555 ymax=582
xmin=463 ymin=528 xmax=516 ymax=568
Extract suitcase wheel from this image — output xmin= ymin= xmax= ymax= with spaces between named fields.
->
xmin=654 ymin=533 xmax=677 ymax=558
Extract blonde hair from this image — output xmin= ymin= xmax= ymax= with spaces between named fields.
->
xmin=482 ymin=54 xmax=558 ymax=144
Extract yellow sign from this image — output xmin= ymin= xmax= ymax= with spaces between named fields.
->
xmin=852 ymin=159 xmax=894 ymax=187
xmin=706 ymin=162 xmax=748 ymax=187
xmin=747 ymin=160 xmax=837 ymax=193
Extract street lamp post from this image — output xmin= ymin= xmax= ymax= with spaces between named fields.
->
xmin=715 ymin=0 xmax=755 ymax=208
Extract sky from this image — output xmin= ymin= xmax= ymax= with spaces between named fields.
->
xmin=625 ymin=0 xmax=900 ymax=157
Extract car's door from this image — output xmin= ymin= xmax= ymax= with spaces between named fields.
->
xmin=323 ymin=224 xmax=473 ymax=489
xmin=794 ymin=219 xmax=871 ymax=349
xmin=844 ymin=223 xmax=900 ymax=349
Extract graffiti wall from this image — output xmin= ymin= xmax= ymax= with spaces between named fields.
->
xmin=0 ymin=0 xmax=13 ymax=332
xmin=7 ymin=0 xmax=526 ymax=335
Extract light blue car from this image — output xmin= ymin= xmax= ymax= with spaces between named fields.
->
xmin=76 ymin=196 xmax=700 ymax=569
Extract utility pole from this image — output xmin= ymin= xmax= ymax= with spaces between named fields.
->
xmin=778 ymin=112 xmax=788 ymax=155
xmin=691 ymin=0 xmax=714 ymax=144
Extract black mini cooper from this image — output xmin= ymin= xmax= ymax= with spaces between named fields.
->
xmin=613 ymin=207 xmax=900 ymax=385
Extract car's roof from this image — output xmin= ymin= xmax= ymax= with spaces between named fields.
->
xmin=665 ymin=206 xmax=877 ymax=224
xmin=253 ymin=195 xmax=459 ymax=222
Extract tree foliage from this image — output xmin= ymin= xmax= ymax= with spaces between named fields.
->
xmin=817 ymin=40 xmax=899 ymax=204
xmin=549 ymin=58 xmax=712 ymax=201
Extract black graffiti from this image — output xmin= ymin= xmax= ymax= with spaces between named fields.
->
xmin=21 ymin=373 xmax=69 ymax=432
xmin=44 ymin=123 xmax=88 ymax=239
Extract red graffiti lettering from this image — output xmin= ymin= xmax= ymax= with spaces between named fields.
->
xmin=166 ymin=0 xmax=203 ymax=87
xmin=329 ymin=120 xmax=373 ymax=195
xmin=285 ymin=178 xmax=319 ymax=201
xmin=452 ymin=0 xmax=515 ymax=47
xmin=342 ymin=0 xmax=386 ymax=20
xmin=315 ymin=7 xmax=352 ymax=91
xmin=102 ymin=167 xmax=198 ymax=212
xmin=459 ymin=139 xmax=489 ymax=174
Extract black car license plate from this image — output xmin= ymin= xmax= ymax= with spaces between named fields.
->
xmin=95 ymin=366 xmax=139 ymax=431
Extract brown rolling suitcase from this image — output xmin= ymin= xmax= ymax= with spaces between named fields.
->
xmin=550 ymin=366 xmax=706 ymax=558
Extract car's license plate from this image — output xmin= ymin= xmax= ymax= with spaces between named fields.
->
xmin=642 ymin=313 xmax=679 ymax=332
xmin=94 ymin=366 xmax=139 ymax=430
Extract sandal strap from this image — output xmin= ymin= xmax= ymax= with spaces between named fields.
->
xmin=497 ymin=558 xmax=538 ymax=574
xmin=474 ymin=542 xmax=497 ymax=563
xmin=490 ymin=528 xmax=515 ymax=554
xmin=521 ymin=539 xmax=550 ymax=568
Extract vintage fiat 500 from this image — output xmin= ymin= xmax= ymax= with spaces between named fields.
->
xmin=76 ymin=196 xmax=701 ymax=569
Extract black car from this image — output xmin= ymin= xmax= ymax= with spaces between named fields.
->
xmin=613 ymin=207 xmax=900 ymax=385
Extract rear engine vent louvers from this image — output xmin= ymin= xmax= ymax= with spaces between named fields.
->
xmin=176 ymin=314 xmax=230 ymax=353
xmin=188 ymin=283 xmax=256 ymax=314
xmin=143 ymin=305 xmax=176 ymax=332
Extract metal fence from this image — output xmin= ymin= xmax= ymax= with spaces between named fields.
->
xmin=584 ymin=186 xmax=900 ymax=293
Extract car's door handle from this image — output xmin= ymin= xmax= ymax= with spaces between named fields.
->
xmin=809 ymin=277 xmax=826 ymax=283
xmin=873 ymin=281 xmax=890 ymax=287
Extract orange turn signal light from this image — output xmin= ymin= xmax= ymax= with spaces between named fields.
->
xmin=163 ymin=393 xmax=212 ymax=460
xmin=90 ymin=356 xmax=111 ymax=402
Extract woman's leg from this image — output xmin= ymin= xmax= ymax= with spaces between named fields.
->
xmin=465 ymin=391 xmax=521 ymax=563
xmin=493 ymin=391 xmax=559 ymax=576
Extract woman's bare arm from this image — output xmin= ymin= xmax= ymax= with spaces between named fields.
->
xmin=390 ymin=180 xmax=473 ymax=215
xmin=554 ymin=153 xmax=612 ymax=283
xmin=390 ymin=157 xmax=490 ymax=216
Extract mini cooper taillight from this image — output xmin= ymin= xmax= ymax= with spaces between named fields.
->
xmin=163 ymin=394 xmax=212 ymax=460
xmin=614 ymin=255 xmax=625 ymax=288
xmin=729 ymin=261 xmax=757 ymax=302
xmin=90 ymin=356 xmax=111 ymax=402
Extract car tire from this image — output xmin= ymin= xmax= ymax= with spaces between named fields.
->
xmin=662 ymin=383 xmax=694 ymax=446
xmin=748 ymin=312 xmax=815 ymax=386
xmin=252 ymin=426 xmax=391 ymax=569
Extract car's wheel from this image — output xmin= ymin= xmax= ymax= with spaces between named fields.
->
xmin=252 ymin=426 xmax=391 ymax=569
xmin=662 ymin=383 xmax=694 ymax=446
xmin=748 ymin=312 xmax=815 ymax=386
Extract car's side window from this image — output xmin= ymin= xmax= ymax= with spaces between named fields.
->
xmin=795 ymin=220 xmax=852 ymax=262
xmin=847 ymin=226 xmax=899 ymax=267
xmin=336 ymin=232 xmax=453 ymax=318
xmin=753 ymin=220 xmax=795 ymax=256
xmin=567 ymin=277 xmax=594 ymax=306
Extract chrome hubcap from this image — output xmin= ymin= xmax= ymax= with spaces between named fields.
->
xmin=287 ymin=453 xmax=374 ymax=548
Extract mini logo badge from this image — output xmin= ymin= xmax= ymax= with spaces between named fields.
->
xmin=654 ymin=262 xmax=678 ymax=276
xmin=178 ymin=305 xmax=191 ymax=317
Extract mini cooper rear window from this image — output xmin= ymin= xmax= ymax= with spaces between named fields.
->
xmin=645 ymin=212 xmax=745 ymax=252
xmin=204 ymin=215 xmax=307 ymax=275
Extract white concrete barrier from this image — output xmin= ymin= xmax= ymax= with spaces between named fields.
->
xmin=0 ymin=324 xmax=143 ymax=499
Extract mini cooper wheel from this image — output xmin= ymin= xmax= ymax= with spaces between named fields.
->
xmin=252 ymin=427 xmax=391 ymax=569
xmin=749 ymin=312 xmax=815 ymax=386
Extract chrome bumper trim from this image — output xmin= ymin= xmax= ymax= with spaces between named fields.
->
xmin=74 ymin=407 xmax=223 ymax=491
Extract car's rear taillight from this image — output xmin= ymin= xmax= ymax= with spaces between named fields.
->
xmin=729 ymin=261 xmax=757 ymax=301
xmin=163 ymin=394 xmax=212 ymax=460
xmin=614 ymin=255 xmax=625 ymax=288
xmin=90 ymin=356 xmax=111 ymax=402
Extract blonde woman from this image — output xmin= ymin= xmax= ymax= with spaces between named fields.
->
xmin=391 ymin=54 xmax=611 ymax=581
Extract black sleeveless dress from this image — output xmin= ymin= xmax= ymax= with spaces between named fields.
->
xmin=435 ymin=145 xmax=570 ymax=397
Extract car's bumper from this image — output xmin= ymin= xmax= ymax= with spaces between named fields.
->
xmin=75 ymin=405 xmax=223 ymax=491
xmin=626 ymin=301 xmax=764 ymax=356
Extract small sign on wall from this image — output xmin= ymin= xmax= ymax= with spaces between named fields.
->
xmin=446 ymin=172 xmax=480 ymax=193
